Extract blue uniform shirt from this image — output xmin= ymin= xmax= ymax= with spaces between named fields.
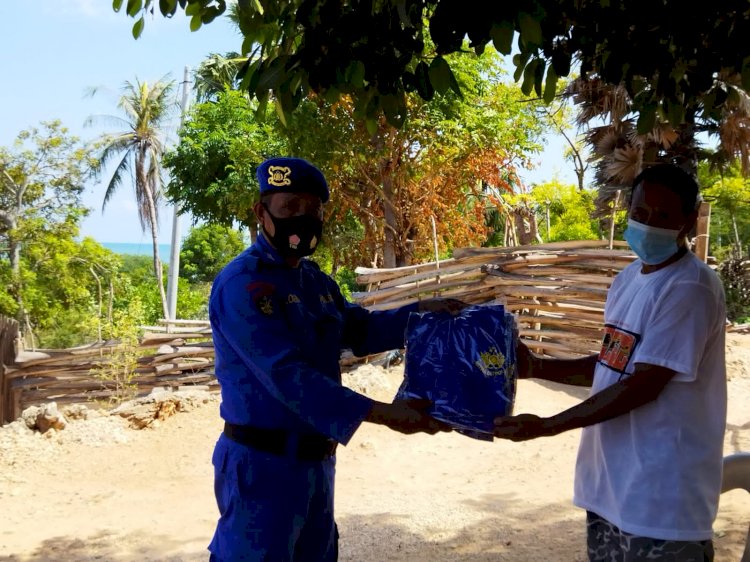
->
xmin=209 ymin=234 xmax=418 ymax=445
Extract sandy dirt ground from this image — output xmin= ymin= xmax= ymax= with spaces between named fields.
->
xmin=0 ymin=334 xmax=749 ymax=562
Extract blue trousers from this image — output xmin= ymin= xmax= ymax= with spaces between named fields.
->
xmin=208 ymin=434 xmax=338 ymax=562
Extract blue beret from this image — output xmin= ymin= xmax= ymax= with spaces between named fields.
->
xmin=256 ymin=157 xmax=330 ymax=203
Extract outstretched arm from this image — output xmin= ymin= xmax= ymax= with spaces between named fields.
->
xmin=494 ymin=362 xmax=676 ymax=441
xmin=517 ymin=340 xmax=597 ymax=387
xmin=366 ymin=398 xmax=451 ymax=435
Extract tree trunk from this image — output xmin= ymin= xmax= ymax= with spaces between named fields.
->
xmin=107 ymin=278 xmax=114 ymax=327
xmin=732 ymin=211 xmax=742 ymax=257
xmin=7 ymin=229 xmax=27 ymax=328
xmin=382 ymin=171 xmax=397 ymax=269
xmin=513 ymin=207 xmax=539 ymax=246
xmin=90 ymin=266 xmax=103 ymax=342
xmin=4 ymin=182 xmax=32 ymax=344
xmin=145 ymin=186 xmax=170 ymax=320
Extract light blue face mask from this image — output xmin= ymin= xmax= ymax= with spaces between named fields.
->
xmin=623 ymin=219 xmax=682 ymax=265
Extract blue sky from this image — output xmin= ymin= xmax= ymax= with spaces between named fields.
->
xmin=1 ymin=2 xmax=575 ymax=244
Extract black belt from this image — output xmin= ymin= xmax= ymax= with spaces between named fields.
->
xmin=223 ymin=423 xmax=337 ymax=461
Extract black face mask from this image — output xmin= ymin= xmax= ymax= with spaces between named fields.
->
xmin=262 ymin=205 xmax=323 ymax=258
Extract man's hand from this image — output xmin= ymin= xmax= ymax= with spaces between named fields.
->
xmin=493 ymin=413 xmax=554 ymax=441
xmin=367 ymin=398 xmax=452 ymax=435
xmin=418 ymin=297 xmax=467 ymax=315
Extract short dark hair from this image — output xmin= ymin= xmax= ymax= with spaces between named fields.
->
xmin=631 ymin=164 xmax=700 ymax=215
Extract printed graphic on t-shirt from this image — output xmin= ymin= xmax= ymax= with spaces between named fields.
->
xmin=598 ymin=323 xmax=640 ymax=374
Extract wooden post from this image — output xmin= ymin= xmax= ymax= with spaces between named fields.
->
xmin=0 ymin=316 xmax=19 ymax=424
xmin=694 ymin=201 xmax=711 ymax=262
xmin=430 ymin=215 xmax=440 ymax=294
xmin=608 ymin=190 xmax=621 ymax=250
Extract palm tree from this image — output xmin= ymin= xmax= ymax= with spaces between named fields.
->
xmin=87 ymin=76 xmax=176 ymax=320
xmin=193 ymin=52 xmax=246 ymax=102
xmin=565 ymin=75 xmax=750 ymax=216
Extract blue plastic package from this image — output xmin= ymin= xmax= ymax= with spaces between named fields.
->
xmin=395 ymin=304 xmax=518 ymax=441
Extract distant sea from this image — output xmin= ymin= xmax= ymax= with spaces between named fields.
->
xmin=102 ymin=242 xmax=172 ymax=262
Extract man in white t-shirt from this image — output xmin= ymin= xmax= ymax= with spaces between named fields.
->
xmin=494 ymin=164 xmax=726 ymax=562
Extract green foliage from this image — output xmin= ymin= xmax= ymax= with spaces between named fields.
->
xmin=332 ymin=267 xmax=359 ymax=301
xmin=113 ymin=253 xmax=209 ymax=324
xmin=0 ymin=234 xmax=125 ymax=349
xmin=25 ymin=236 xmax=123 ymax=348
xmin=163 ymin=89 xmax=288 ymax=227
xmin=698 ymin=162 xmax=750 ymax=255
xmin=499 ymin=180 xmax=601 ymax=245
xmin=176 ymin=280 xmax=211 ymax=320
xmin=116 ymin=0 xmax=750 ymax=131
xmin=180 ymin=223 xmax=247 ymax=284
xmin=283 ymin=46 xmax=547 ymax=266
xmin=718 ymin=257 xmax=750 ymax=323
xmin=0 ymin=122 xmax=106 ymax=346
xmin=94 ymin=299 xmax=144 ymax=404
xmin=193 ymin=52 xmax=246 ymax=102
xmin=167 ymin=48 xmax=547 ymax=268
xmin=529 ymin=181 xmax=600 ymax=242
xmin=696 ymin=161 xmax=750 ymax=322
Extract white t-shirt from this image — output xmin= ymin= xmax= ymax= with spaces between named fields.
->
xmin=573 ymin=251 xmax=727 ymax=541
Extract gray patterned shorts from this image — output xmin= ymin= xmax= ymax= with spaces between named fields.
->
xmin=586 ymin=511 xmax=714 ymax=562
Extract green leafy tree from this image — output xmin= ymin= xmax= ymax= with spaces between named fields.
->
xmin=117 ymin=1 xmax=750 ymax=133
xmin=697 ymin=161 xmax=750 ymax=322
xmin=284 ymin=47 xmax=547 ymax=267
xmin=163 ymin=89 xmax=288 ymax=232
xmin=87 ymin=76 xmax=177 ymax=321
xmin=93 ymin=299 xmax=144 ymax=404
xmin=180 ymin=223 xmax=247 ymax=284
xmin=0 ymin=121 xmax=98 ymax=339
xmin=529 ymin=180 xmax=600 ymax=242
xmin=699 ymin=162 xmax=750 ymax=256
xmin=566 ymin=76 xmax=750 ymax=215
xmin=167 ymin=48 xmax=547 ymax=268
xmin=21 ymin=236 xmax=123 ymax=348
xmin=536 ymin=90 xmax=590 ymax=191
xmin=193 ymin=52 xmax=246 ymax=102
xmin=114 ymin=254 xmax=209 ymax=324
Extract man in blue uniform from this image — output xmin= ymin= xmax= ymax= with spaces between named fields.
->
xmin=208 ymin=157 xmax=461 ymax=561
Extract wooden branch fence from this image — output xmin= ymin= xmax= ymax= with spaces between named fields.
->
xmin=1 ymin=240 xmax=646 ymax=424
xmin=0 ymin=324 xmax=217 ymax=425
xmin=354 ymin=240 xmax=635 ymax=359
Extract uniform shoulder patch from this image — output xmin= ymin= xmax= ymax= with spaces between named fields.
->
xmin=245 ymin=281 xmax=276 ymax=315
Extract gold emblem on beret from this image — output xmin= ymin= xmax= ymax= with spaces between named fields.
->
xmin=268 ymin=166 xmax=292 ymax=187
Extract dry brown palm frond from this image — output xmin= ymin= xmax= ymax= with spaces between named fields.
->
xmin=717 ymin=71 xmax=750 ymax=114
xmin=646 ymin=122 xmax=680 ymax=149
xmin=729 ymin=85 xmax=750 ymax=115
xmin=566 ymin=78 xmax=631 ymax=126
xmin=719 ymin=111 xmax=750 ymax=174
xmin=607 ymin=144 xmax=643 ymax=185
xmin=588 ymin=127 xmax=620 ymax=157
xmin=621 ymin=119 xmax=650 ymax=150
